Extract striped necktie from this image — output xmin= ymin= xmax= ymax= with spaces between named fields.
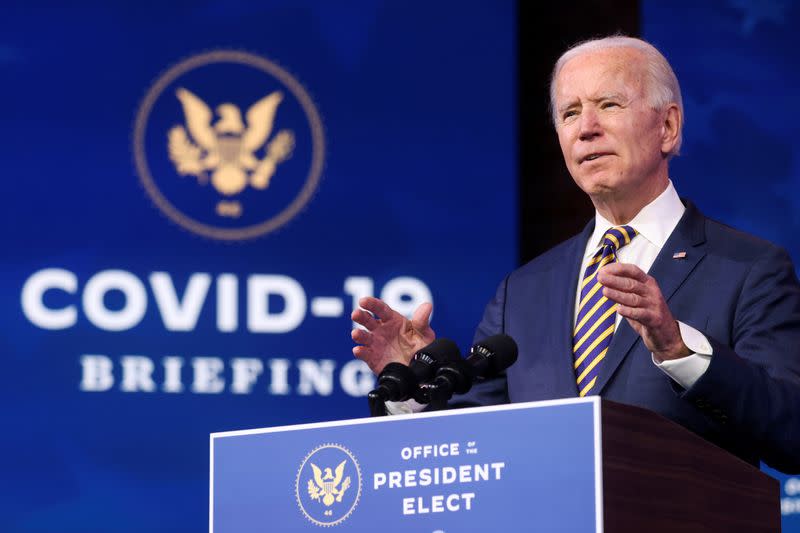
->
xmin=573 ymin=225 xmax=637 ymax=397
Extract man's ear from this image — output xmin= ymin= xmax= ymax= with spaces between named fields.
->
xmin=661 ymin=103 xmax=681 ymax=155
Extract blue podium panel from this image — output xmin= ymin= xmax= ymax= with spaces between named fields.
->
xmin=211 ymin=397 xmax=602 ymax=532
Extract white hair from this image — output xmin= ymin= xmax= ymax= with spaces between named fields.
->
xmin=549 ymin=35 xmax=684 ymax=156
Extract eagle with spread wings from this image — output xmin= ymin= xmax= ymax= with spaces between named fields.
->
xmin=168 ymin=88 xmax=295 ymax=196
xmin=307 ymin=460 xmax=351 ymax=507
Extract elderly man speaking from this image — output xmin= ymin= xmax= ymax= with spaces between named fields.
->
xmin=351 ymin=36 xmax=800 ymax=474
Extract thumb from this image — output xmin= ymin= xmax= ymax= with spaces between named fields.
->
xmin=410 ymin=302 xmax=433 ymax=331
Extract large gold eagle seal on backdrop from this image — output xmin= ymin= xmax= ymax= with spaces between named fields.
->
xmin=167 ymin=88 xmax=295 ymax=204
xmin=307 ymin=460 xmax=351 ymax=507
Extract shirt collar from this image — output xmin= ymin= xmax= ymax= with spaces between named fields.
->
xmin=584 ymin=180 xmax=686 ymax=258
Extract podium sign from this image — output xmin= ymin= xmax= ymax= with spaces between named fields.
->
xmin=211 ymin=398 xmax=602 ymax=532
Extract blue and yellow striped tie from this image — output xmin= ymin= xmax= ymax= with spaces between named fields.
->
xmin=573 ymin=225 xmax=637 ymax=397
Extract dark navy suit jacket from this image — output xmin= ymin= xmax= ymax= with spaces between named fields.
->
xmin=454 ymin=201 xmax=800 ymax=473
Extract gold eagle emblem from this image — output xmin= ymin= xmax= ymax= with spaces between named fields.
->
xmin=307 ymin=460 xmax=351 ymax=507
xmin=167 ymin=88 xmax=295 ymax=215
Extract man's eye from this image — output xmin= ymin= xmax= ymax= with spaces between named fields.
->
xmin=601 ymin=101 xmax=619 ymax=109
xmin=562 ymin=110 xmax=578 ymax=121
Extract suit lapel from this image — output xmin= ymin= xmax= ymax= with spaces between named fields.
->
xmin=551 ymin=221 xmax=595 ymax=398
xmin=593 ymin=201 xmax=708 ymax=395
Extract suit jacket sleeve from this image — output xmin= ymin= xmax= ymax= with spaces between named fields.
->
xmin=448 ymin=276 xmax=511 ymax=408
xmin=678 ymin=245 xmax=800 ymax=473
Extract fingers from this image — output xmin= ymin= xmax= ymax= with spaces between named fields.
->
xmin=602 ymin=287 xmax=643 ymax=308
xmin=351 ymin=308 xmax=379 ymax=330
xmin=352 ymin=344 xmax=372 ymax=359
xmin=600 ymin=263 xmax=659 ymax=327
xmin=602 ymin=262 xmax=648 ymax=280
xmin=351 ymin=327 xmax=372 ymax=346
xmin=598 ymin=266 xmax=649 ymax=294
xmin=615 ymin=303 xmax=648 ymax=322
xmin=598 ymin=264 xmax=686 ymax=359
xmin=410 ymin=302 xmax=433 ymax=331
xmin=598 ymin=262 xmax=648 ymax=283
xmin=351 ymin=333 xmax=377 ymax=371
xmin=357 ymin=296 xmax=398 ymax=321
xmin=605 ymin=287 xmax=667 ymax=328
xmin=352 ymin=345 xmax=380 ymax=374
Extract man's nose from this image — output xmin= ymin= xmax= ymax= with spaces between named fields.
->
xmin=578 ymin=108 xmax=602 ymax=141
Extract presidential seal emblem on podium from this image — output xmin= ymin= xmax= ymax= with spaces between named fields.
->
xmin=295 ymin=443 xmax=362 ymax=527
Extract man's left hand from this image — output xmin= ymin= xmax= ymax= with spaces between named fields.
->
xmin=598 ymin=262 xmax=691 ymax=362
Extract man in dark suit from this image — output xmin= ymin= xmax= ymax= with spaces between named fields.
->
xmin=351 ymin=36 xmax=800 ymax=474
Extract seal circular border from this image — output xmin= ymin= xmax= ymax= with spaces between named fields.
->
xmin=133 ymin=50 xmax=325 ymax=241
xmin=295 ymin=443 xmax=362 ymax=527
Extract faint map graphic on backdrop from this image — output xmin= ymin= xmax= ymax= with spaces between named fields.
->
xmin=729 ymin=0 xmax=789 ymax=33
xmin=644 ymin=0 xmax=800 ymax=526
xmin=647 ymin=0 xmax=800 ymax=259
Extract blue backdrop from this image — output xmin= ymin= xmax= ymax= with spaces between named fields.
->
xmin=3 ymin=1 xmax=797 ymax=531
xmin=643 ymin=0 xmax=800 ymax=529
xmin=0 ymin=2 xmax=515 ymax=531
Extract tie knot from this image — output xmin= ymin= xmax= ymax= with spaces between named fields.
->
xmin=602 ymin=225 xmax=637 ymax=250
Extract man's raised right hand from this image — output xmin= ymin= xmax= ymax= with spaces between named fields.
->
xmin=350 ymin=296 xmax=435 ymax=375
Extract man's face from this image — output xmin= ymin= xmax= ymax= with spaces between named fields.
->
xmin=553 ymin=48 xmax=668 ymax=202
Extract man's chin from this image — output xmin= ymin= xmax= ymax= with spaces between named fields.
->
xmin=573 ymin=175 xmax=620 ymax=197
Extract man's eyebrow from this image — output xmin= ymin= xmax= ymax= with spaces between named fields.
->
xmin=557 ymin=100 xmax=580 ymax=114
xmin=590 ymin=92 xmax=627 ymax=103
xmin=558 ymin=92 xmax=629 ymax=114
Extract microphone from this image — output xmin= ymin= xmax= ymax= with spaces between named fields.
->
xmin=367 ymin=338 xmax=462 ymax=416
xmin=418 ymin=334 xmax=518 ymax=410
xmin=409 ymin=338 xmax=462 ymax=403
xmin=467 ymin=333 xmax=519 ymax=379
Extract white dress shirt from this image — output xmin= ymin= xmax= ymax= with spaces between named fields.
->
xmin=579 ymin=180 xmax=711 ymax=388
xmin=387 ymin=180 xmax=711 ymax=414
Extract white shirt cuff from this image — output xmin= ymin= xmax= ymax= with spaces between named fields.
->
xmin=385 ymin=399 xmax=427 ymax=415
xmin=652 ymin=321 xmax=713 ymax=389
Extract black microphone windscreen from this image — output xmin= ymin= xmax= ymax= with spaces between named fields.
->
xmin=414 ymin=338 xmax=462 ymax=365
xmin=410 ymin=338 xmax=461 ymax=384
xmin=377 ymin=362 xmax=418 ymax=401
xmin=470 ymin=334 xmax=518 ymax=376
xmin=381 ymin=362 xmax=415 ymax=380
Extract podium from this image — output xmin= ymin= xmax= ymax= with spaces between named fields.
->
xmin=210 ymin=397 xmax=779 ymax=532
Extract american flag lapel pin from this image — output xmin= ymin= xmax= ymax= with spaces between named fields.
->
xmin=672 ymin=251 xmax=687 ymax=259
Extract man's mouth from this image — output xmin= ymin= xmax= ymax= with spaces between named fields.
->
xmin=581 ymin=152 xmax=612 ymax=163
